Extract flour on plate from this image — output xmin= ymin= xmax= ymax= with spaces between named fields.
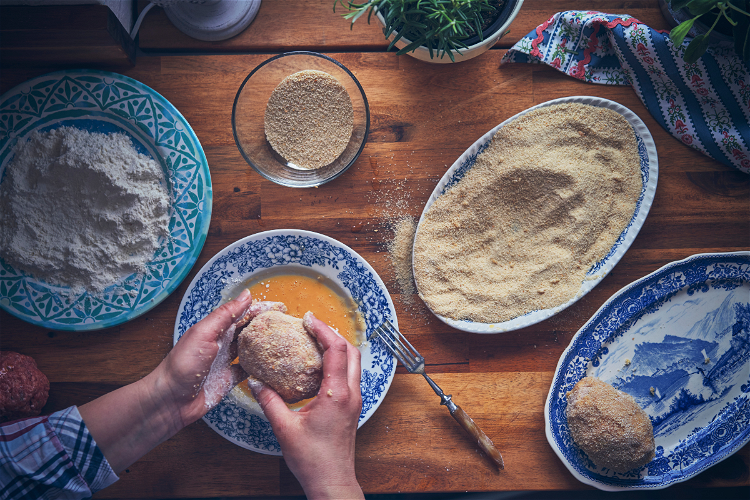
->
xmin=0 ymin=126 xmax=171 ymax=293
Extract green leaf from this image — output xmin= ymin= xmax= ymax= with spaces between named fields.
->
xmin=671 ymin=18 xmax=696 ymax=45
xmin=670 ymin=0 xmax=694 ymax=10
xmin=686 ymin=0 xmax=721 ymax=16
xmin=684 ymin=33 xmax=711 ymax=62
xmin=733 ymin=12 xmax=750 ymax=61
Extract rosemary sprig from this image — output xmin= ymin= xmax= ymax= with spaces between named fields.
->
xmin=335 ymin=0 xmax=499 ymax=62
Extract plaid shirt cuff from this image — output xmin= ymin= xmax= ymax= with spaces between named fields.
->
xmin=1 ymin=406 xmax=118 ymax=500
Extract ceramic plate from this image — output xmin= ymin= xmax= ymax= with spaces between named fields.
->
xmin=0 ymin=70 xmax=211 ymax=330
xmin=414 ymin=96 xmax=658 ymax=333
xmin=546 ymin=252 xmax=750 ymax=491
xmin=173 ymin=229 xmax=397 ymax=455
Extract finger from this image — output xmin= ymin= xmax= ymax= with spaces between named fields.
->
xmin=303 ymin=312 xmax=349 ymax=385
xmin=235 ymin=301 xmax=287 ymax=330
xmin=346 ymin=343 xmax=362 ymax=393
xmin=187 ymin=289 xmax=253 ymax=344
xmin=250 ymin=380 xmax=292 ymax=424
xmin=202 ymin=364 xmax=234 ymax=410
xmin=302 ymin=311 xmax=343 ymax=348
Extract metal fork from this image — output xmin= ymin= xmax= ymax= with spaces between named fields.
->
xmin=372 ymin=320 xmax=504 ymax=470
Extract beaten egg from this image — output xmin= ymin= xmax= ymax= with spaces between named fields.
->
xmin=234 ymin=270 xmax=365 ymax=409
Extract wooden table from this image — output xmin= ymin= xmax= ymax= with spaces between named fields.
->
xmin=1 ymin=1 xmax=749 ymax=498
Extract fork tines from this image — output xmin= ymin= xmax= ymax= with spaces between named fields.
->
xmin=373 ymin=320 xmax=424 ymax=373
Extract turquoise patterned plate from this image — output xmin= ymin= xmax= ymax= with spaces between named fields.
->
xmin=0 ymin=70 xmax=212 ymax=331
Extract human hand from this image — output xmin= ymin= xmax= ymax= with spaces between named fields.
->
xmin=251 ymin=312 xmax=364 ymax=500
xmin=153 ymin=288 xmax=254 ymax=427
xmin=79 ymin=289 xmax=255 ymax=473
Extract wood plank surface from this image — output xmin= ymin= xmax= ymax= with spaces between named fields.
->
xmin=1 ymin=41 xmax=749 ymax=500
xmin=0 ymin=5 xmax=135 ymax=66
xmin=138 ymin=0 xmax=673 ymax=52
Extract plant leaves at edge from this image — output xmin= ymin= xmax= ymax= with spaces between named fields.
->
xmin=670 ymin=0 xmax=694 ymax=10
xmin=684 ymin=33 xmax=712 ymax=62
xmin=671 ymin=18 xmax=696 ymax=46
xmin=733 ymin=12 xmax=750 ymax=62
xmin=687 ymin=0 xmax=722 ymax=16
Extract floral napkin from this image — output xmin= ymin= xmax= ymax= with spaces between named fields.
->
xmin=501 ymin=11 xmax=750 ymax=174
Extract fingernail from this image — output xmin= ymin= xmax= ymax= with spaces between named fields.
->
xmin=247 ymin=378 xmax=264 ymax=400
xmin=237 ymin=288 xmax=251 ymax=302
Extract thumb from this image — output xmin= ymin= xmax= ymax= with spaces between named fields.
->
xmin=185 ymin=288 xmax=253 ymax=345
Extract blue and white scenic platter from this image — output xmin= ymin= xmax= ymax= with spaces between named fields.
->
xmin=173 ymin=229 xmax=397 ymax=455
xmin=546 ymin=252 xmax=750 ymax=491
xmin=0 ymin=70 xmax=211 ymax=330
xmin=415 ymin=96 xmax=658 ymax=333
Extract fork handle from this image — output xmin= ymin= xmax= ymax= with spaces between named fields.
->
xmin=448 ymin=403 xmax=505 ymax=470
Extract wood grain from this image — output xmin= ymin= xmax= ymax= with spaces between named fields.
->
xmin=138 ymin=0 xmax=673 ymax=52
xmin=0 ymin=5 xmax=135 ymax=66
xmin=1 ymin=44 xmax=748 ymax=498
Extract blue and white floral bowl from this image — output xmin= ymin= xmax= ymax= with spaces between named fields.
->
xmin=0 ymin=70 xmax=211 ymax=330
xmin=173 ymin=229 xmax=396 ymax=454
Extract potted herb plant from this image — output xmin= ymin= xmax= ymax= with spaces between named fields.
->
xmin=661 ymin=0 xmax=750 ymax=62
xmin=334 ymin=0 xmax=524 ymax=63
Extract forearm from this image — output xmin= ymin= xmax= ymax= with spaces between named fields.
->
xmin=78 ymin=364 xmax=184 ymax=474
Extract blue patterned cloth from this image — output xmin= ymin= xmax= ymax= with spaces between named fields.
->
xmin=501 ymin=11 xmax=750 ymax=174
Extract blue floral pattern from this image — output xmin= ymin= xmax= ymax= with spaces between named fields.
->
xmin=546 ymin=252 xmax=750 ymax=490
xmin=420 ymin=96 xmax=658 ymax=333
xmin=0 ymin=70 xmax=211 ymax=331
xmin=173 ymin=230 xmax=396 ymax=455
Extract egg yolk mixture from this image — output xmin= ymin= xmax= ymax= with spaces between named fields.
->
xmin=234 ymin=273 xmax=365 ymax=409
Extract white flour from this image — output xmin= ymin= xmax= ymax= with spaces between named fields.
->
xmin=0 ymin=126 xmax=171 ymax=293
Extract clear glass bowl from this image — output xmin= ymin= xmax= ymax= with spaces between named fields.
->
xmin=232 ymin=51 xmax=370 ymax=188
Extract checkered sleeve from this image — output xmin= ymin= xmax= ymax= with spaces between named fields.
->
xmin=0 ymin=406 xmax=118 ymax=500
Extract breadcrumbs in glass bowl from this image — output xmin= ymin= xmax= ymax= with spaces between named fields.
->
xmin=232 ymin=51 xmax=370 ymax=188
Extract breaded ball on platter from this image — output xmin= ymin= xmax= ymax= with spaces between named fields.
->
xmin=566 ymin=377 xmax=655 ymax=473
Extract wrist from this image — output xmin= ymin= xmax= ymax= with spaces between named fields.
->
xmin=138 ymin=363 xmax=191 ymax=437
xmin=79 ymin=369 xmax=188 ymax=474
xmin=294 ymin=463 xmax=363 ymax=500
xmin=301 ymin=478 xmax=364 ymax=500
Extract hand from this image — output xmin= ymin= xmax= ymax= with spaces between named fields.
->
xmin=80 ymin=289 xmax=253 ymax=473
xmin=252 ymin=312 xmax=364 ymax=500
xmin=155 ymin=288 xmax=254 ymax=426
